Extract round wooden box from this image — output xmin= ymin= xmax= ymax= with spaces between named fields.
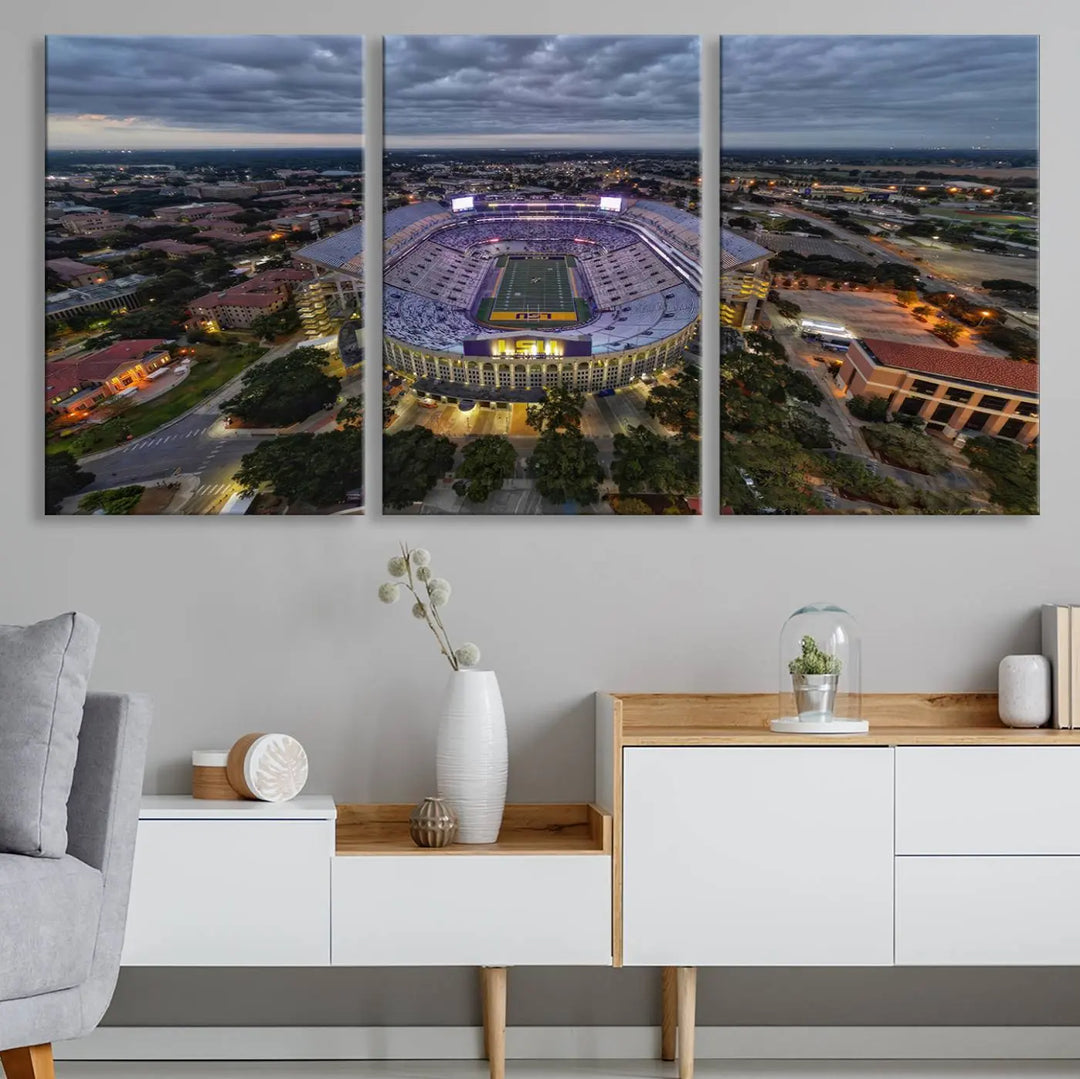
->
xmin=192 ymin=750 xmax=241 ymax=800
xmin=226 ymin=732 xmax=309 ymax=802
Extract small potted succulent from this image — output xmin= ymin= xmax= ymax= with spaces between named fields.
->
xmin=788 ymin=635 xmax=843 ymax=720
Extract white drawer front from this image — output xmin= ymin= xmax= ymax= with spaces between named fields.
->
xmin=896 ymin=747 xmax=1080 ymax=855
xmin=122 ymin=819 xmax=332 ymax=966
xmin=896 ymin=856 xmax=1080 ymax=965
xmin=332 ymin=855 xmax=611 ymax=966
xmin=622 ymin=747 xmax=894 ymax=966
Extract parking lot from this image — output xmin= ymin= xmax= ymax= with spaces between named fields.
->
xmin=773 ymin=288 xmax=1005 ymax=355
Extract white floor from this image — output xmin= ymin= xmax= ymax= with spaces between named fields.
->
xmin=55 ymin=1063 xmax=1080 ymax=1079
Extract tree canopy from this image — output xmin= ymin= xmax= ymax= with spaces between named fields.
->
xmin=525 ymin=384 xmax=585 ymax=433
xmin=611 ymin=426 xmax=698 ymax=497
xmin=527 ymin=429 xmax=604 ymax=507
xmin=236 ymin=428 xmax=363 ymax=507
xmin=221 ymin=347 xmax=340 ymax=427
xmin=455 ymin=435 xmax=516 ymax=503
xmin=45 ymin=451 xmax=95 ymax=514
xmin=645 ymin=365 xmax=701 ymax=437
xmin=383 ymin=426 xmax=456 ymax=509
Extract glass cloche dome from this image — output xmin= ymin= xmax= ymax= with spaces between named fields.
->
xmin=773 ymin=603 xmax=866 ymax=734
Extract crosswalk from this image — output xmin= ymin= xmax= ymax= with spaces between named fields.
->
xmin=119 ymin=425 xmax=215 ymax=453
xmin=194 ymin=482 xmax=232 ymax=499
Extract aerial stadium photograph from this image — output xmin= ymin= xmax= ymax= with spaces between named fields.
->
xmin=721 ymin=35 xmax=1039 ymax=515
xmin=381 ymin=35 xmax=702 ymax=516
xmin=45 ymin=35 xmax=364 ymax=516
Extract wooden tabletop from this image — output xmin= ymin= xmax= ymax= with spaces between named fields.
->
xmin=335 ymin=803 xmax=612 ymax=856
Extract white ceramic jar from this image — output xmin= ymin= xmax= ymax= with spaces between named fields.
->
xmin=998 ymin=654 xmax=1052 ymax=728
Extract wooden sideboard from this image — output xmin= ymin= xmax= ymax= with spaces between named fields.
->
xmin=596 ymin=692 xmax=1080 ymax=1078
xmin=122 ymin=796 xmax=611 ymax=1079
xmin=120 ymin=694 xmax=1080 ymax=1079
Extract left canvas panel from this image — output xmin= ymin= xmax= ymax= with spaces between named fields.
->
xmin=45 ymin=36 xmax=365 ymax=516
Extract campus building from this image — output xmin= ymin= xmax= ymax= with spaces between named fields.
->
xmin=186 ymin=268 xmax=309 ymax=331
xmin=837 ymin=337 xmax=1038 ymax=445
xmin=45 ymin=274 xmax=154 ymax=323
xmin=721 ymin=229 xmax=771 ymax=330
xmin=45 ymin=338 xmax=172 ymax=415
xmin=45 ymin=259 xmax=110 ymax=287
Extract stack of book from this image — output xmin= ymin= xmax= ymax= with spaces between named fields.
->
xmin=1042 ymin=604 xmax=1080 ymax=728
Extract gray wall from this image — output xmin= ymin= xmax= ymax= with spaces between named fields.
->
xmin=13 ymin=0 xmax=1080 ymax=1029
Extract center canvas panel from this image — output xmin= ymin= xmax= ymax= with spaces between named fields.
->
xmin=382 ymin=35 xmax=702 ymax=516
xmin=45 ymin=36 xmax=364 ymax=516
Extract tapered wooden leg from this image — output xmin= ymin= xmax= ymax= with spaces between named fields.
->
xmin=480 ymin=966 xmax=491 ymax=1060
xmin=660 ymin=966 xmax=678 ymax=1061
xmin=1 ymin=1044 xmax=56 ymax=1079
xmin=676 ymin=966 xmax=696 ymax=1079
xmin=481 ymin=966 xmax=507 ymax=1079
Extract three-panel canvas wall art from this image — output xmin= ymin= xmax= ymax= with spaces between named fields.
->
xmin=44 ymin=34 xmax=1038 ymax=517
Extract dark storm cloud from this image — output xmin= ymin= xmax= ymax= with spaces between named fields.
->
xmin=722 ymin=36 xmax=1038 ymax=149
xmin=47 ymin=35 xmax=363 ymax=136
xmin=385 ymin=35 xmax=700 ymax=146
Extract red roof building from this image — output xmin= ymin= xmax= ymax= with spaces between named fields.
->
xmin=46 ymin=258 xmax=111 ymax=287
xmin=838 ymin=338 xmax=1039 ymax=445
xmin=187 ymin=268 xmax=310 ymax=330
xmin=46 ymin=339 xmax=172 ymax=414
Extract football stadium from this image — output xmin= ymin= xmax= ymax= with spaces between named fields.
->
xmin=303 ymin=195 xmax=698 ymax=401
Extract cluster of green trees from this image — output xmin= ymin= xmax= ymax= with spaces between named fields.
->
xmin=963 ymin=436 xmax=1038 ymax=514
xmin=247 ymin=307 xmax=301 ymax=341
xmin=78 ymin=486 xmax=145 ymax=515
xmin=221 ymin=347 xmax=339 ymax=427
xmin=769 ymin=252 xmax=920 ymax=292
xmin=236 ymin=427 xmax=364 ymax=509
xmin=383 ymin=372 xmax=702 ymax=512
xmin=45 ymin=451 xmax=95 ymax=514
xmin=721 ymin=331 xmax=832 ymax=514
xmin=862 ymin=425 xmax=949 ymax=475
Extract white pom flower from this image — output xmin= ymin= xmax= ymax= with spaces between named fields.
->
xmin=429 ymin=587 xmax=450 ymax=609
xmin=378 ymin=583 xmax=400 ymax=604
xmin=415 ymin=566 xmax=432 ymax=582
xmin=411 ymin=601 xmax=428 ymax=620
xmin=427 ymin=577 xmax=451 ymax=597
xmin=455 ymin=643 xmax=481 ymax=668
xmin=411 ymin=548 xmax=432 ymax=568
xmin=387 ymin=556 xmax=407 ymax=578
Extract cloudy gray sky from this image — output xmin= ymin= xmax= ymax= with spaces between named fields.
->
xmin=47 ymin=36 xmax=363 ymax=149
xmin=384 ymin=36 xmax=700 ymax=149
xmin=723 ymin=36 xmax=1038 ymax=150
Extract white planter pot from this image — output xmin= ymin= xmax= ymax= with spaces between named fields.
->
xmin=436 ymin=669 xmax=507 ymax=843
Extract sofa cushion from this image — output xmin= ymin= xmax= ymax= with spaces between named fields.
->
xmin=0 ymin=853 xmax=103 ymax=999
xmin=0 ymin=613 xmax=100 ymax=856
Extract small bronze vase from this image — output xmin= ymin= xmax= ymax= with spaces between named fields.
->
xmin=409 ymin=796 xmax=458 ymax=848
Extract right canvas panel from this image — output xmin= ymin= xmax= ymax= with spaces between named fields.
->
xmin=721 ymin=36 xmax=1039 ymax=515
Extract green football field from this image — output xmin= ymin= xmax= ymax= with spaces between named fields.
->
xmin=491 ymin=257 xmax=576 ymax=317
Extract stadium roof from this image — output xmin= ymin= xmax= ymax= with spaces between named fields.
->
xmin=384 ymin=201 xmax=446 ymax=238
xmin=633 ymin=200 xmax=699 ymax=232
xmin=859 ymin=338 xmax=1038 ymax=395
xmin=721 ymin=229 xmax=771 ymax=271
xmin=294 ymin=223 xmax=365 ymax=275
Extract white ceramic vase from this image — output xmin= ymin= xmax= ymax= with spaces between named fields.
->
xmin=998 ymin=654 xmax=1052 ymax=728
xmin=435 ymin=669 xmax=507 ymax=843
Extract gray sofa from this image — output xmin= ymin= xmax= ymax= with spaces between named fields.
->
xmin=0 ymin=693 xmax=151 ymax=1077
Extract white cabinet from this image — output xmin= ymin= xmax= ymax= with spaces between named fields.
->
xmin=896 ymin=856 xmax=1080 ymax=965
xmin=621 ymin=747 xmax=894 ymax=966
xmin=332 ymin=854 xmax=611 ymax=966
xmin=896 ymin=747 xmax=1080 ymax=855
xmin=122 ymin=797 xmax=335 ymax=966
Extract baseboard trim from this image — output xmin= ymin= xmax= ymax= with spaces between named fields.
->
xmin=54 ymin=1026 xmax=1080 ymax=1061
